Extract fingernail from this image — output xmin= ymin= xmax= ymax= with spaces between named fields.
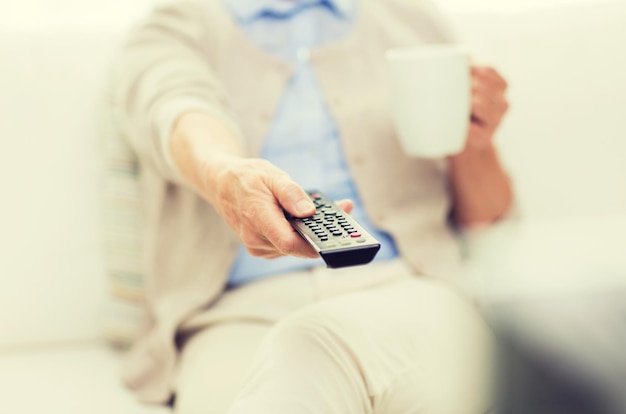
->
xmin=295 ymin=199 xmax=314 ymax=215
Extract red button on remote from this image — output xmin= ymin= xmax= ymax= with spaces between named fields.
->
xmin=350 ymin=233 xmax=362 ymax=238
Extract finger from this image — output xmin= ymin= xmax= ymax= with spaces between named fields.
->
xmin=287 ymin=236 xmax=319 ymax=259
xmin=270 ymin=230 xmax=319 ymax=258
xmin=240 ymin=230 xmax=274 ymax=252
xmin=245 ymin=218 xmax=318 ymax=259
xmin=471 ymin=77 xmax=503 ymax=107
xmin=467 ymin=122 xmax=493 ymax=149
xmin=471 ymin=94 xmax=498 ymax=129
xmin=335 ymin=199 xmax=354 ymax=214
xmin=257 ymin=204 xmax=319 ymax=258
xmin=471 ymin=66 xmax=508 ymax=91
xmin=471 ymin=66 xmax=507 ymax=89
xmin=471 ymin=90 xmax=508 ymax=131
xmin=472 ymin=77 xmax=509 ymax=114
xmin=246 ymin=247 xmax=283 ymax=259
xmin=267 ymin=174 xmax=315 ymax=218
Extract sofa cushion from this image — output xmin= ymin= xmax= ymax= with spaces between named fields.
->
xmin=0 ymin=345 xmax=169 ymax=413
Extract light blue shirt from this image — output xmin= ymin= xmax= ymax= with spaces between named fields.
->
xmin=227 ymin=0 xmax=398 ymax=287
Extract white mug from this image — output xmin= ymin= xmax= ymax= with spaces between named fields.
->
xmin=385 ymin=45 xmax=471 ymax=158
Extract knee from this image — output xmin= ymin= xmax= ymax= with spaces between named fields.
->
xmin=254 ymin=305 xmax=375 ymax=388
xmin=229 ymin=310 xmax=369 ymax=414
xmin=263 ymin=307 xmax=353 ymax=361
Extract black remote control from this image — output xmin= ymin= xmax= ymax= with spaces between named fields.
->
xmin=285 ymin=191 xmax=381 ymax=268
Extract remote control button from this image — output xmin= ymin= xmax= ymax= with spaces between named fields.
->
xmin=287 ymin=192 xmax=381 ymax=267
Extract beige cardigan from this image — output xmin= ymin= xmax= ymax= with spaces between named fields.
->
xmin=108 ymin=0 xmax=461 ymax=403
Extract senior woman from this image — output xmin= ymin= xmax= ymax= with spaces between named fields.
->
xmin=107 ymin=0 xmax=512 ymax=412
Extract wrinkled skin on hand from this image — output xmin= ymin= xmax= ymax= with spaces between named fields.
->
xmin=209 ymin=157 xmax=353 ymax=259
xmin=466 ymin=66 xmax=509 ymax=150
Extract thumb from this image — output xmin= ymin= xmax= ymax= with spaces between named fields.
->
xmin=268 ymin=174 xmax=315 ymax=218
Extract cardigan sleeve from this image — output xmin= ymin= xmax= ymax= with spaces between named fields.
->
xmin=107 ymin=0 xmax=242 ymax=183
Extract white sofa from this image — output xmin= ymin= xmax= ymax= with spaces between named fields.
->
xmin=1 ymin=1 xmax=625 ymax=412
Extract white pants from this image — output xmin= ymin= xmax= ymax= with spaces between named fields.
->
xmin=174 ymin=260 xmax=494 ymax=414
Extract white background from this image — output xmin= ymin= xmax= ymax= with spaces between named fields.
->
xmin=0 ymin=0 xmax=616 ymax=28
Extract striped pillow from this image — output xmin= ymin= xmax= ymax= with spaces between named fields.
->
xmin=101 ymin=117 xmax=150 ymax=348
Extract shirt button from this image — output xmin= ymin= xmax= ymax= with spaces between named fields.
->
xmin=297 ymin=47 xmax=311 ymax=62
